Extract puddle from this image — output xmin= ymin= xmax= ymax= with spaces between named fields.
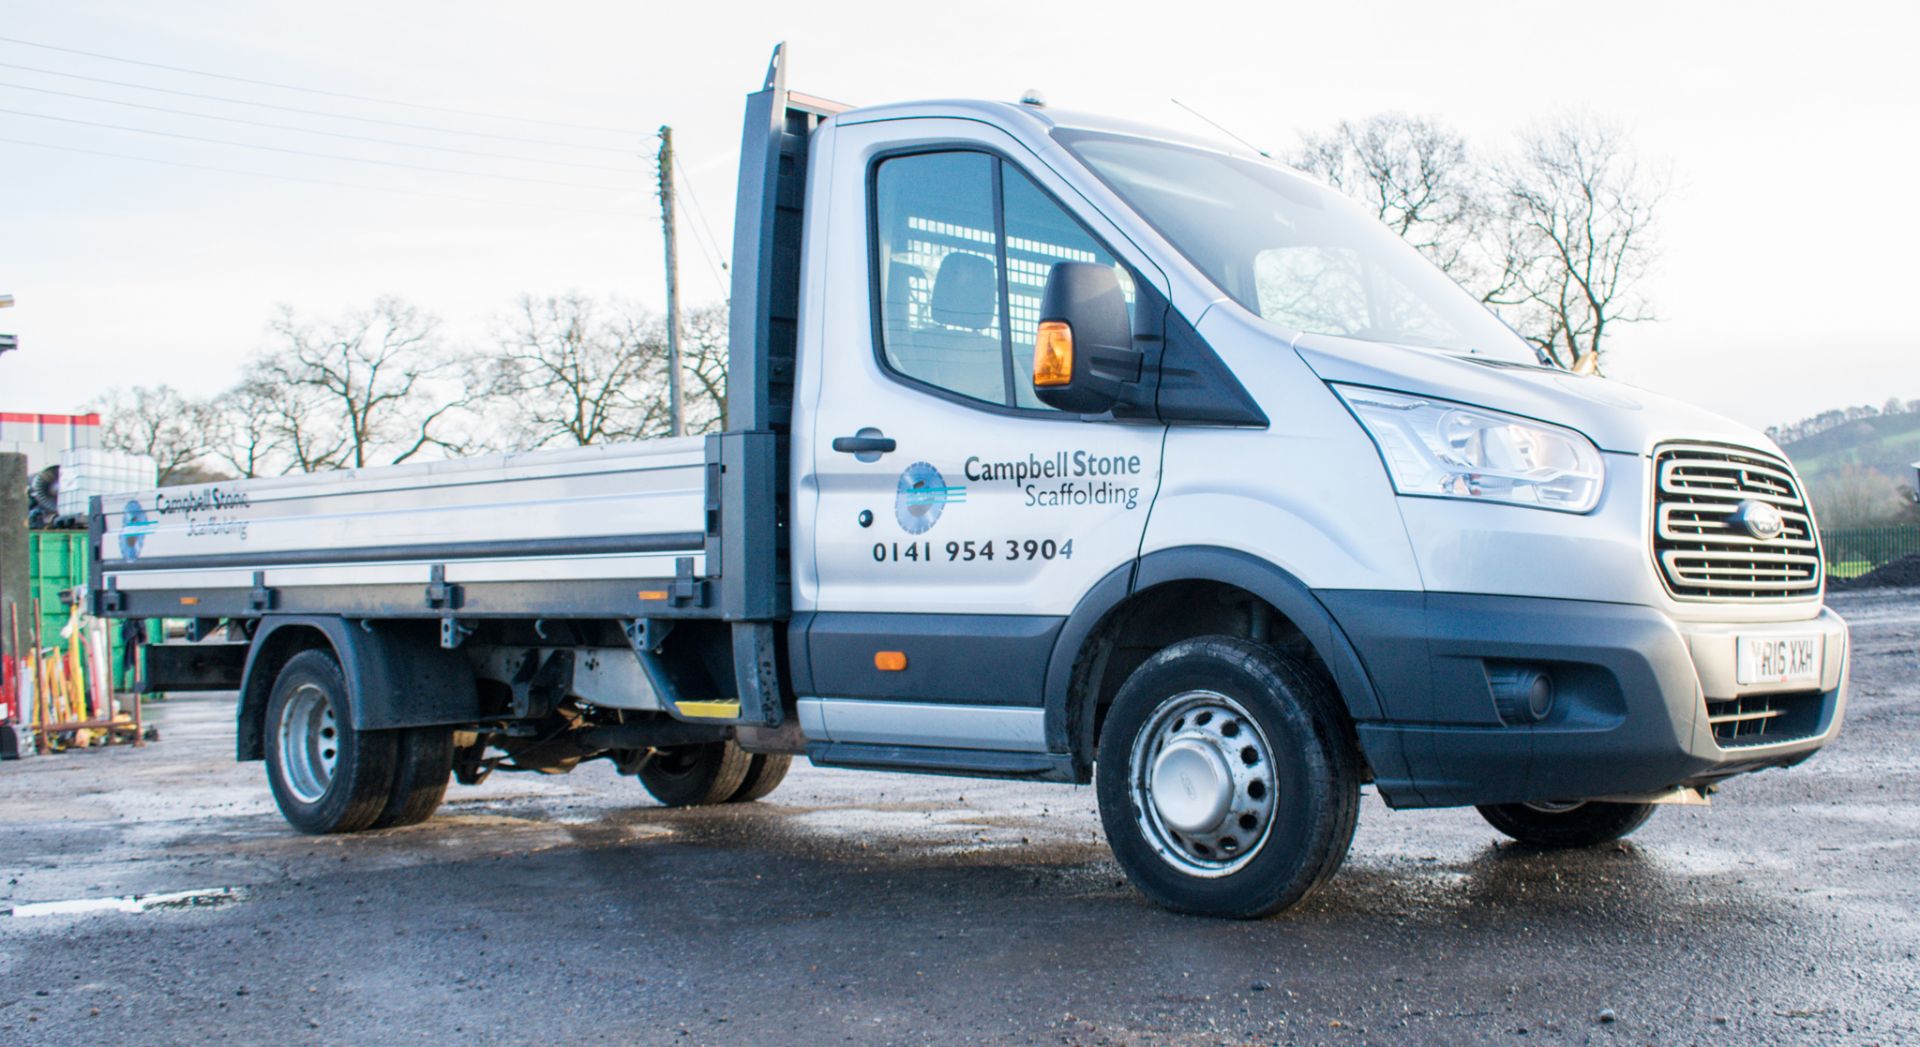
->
xmin=426 ymin=813 xmax=547 ymax=828
xmin=7 ymin=886 xmax=244 ymax=918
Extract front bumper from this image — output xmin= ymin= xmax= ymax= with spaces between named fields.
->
xmin=1320 ymin=591 xmax=1850 ymax=809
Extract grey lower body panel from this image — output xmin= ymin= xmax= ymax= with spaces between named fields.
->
xmin=796 ymin=693 xmax=1063 ymax=781
xmin=1320 ymin=590 xmax=1849 ymax=809
xmin=806 ymin=743 xmax=1074 ymax=781
xmin=797 ymin=697 xmax=1047 ymax=752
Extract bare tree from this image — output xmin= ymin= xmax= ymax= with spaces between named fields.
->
xmin=1291 ymin=113 xmax=1486 ymax=282
xmin=92 ymin=384 xmax=221 ymax=484
xmin=680 ymin=303 xmax=728 ymax=435
xmin=486 ymin=294 xmax=668 ymax=448
xmin=480 ymin=295 xmax=728 ymax=448
xmin=1484 ymin=115 xmax=1665 ymax=370
xmin=205 ymin=376 xmax=300 ymax=478
xmin=260 ymin=296 xmax=472 ymax=468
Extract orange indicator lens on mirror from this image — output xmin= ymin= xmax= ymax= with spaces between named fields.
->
xmin=1033 ymin=321 xmax=1073 ymax=387
xmin=874 ymin=651 xmax=908 ymax=671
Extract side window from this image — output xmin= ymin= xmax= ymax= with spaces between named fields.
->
xmin=874 ymin=152 xmax=1007 ymax=405
xmin=874 ymin=151 xmax=1132 ymax=411
xmin=1001 ymin=167 xmax=1133 ymax=409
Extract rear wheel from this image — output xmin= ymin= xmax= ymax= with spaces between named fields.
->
xmin=637 ymin=740 xmax=753 ymax=807
xmin=1476 ymin=800 xmax=1658 ymax=847
xmin=371 ymin=726 xmax=454 ymax=829
xmin=1096 ymin=636 xmax=1360 ymax=919
xmin=726 ymin=753 xmax=793 ymax=803
xmin=264 ymin=649 xmax=397 ymax=834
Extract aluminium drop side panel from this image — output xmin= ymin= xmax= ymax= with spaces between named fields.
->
xmin=91 ymin=439 xmax=709 ymax=619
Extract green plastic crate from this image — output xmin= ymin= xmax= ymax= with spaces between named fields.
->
xmin=23 ymin=530 xmax=154 ymax=694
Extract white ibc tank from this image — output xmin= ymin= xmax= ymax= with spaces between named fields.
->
xmin=57 ymin=447 xmax=158 ymax=518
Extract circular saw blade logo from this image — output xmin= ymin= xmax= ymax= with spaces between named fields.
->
xmin=894 ymin=461 xmax=965 ymax=534
xmin=120 ymin=499 xmax=155 ymax=560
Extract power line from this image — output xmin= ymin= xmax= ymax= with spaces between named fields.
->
xmin=673 ymin=154 xmax=729 ymax=297
xmin=0 ymin=107 xmax=633 ymax=191
xmin=0 ymin=33 xmax=642 ymax=136
xmin=0 ymin=80 xmax=643 ymax=172
xmin=0 ymin=135 xmax=646 ymax=218
xmin=674 ymin=154 xmax=727 ymax=267
xmin=0 ymin=60 xmax=638 ymax=153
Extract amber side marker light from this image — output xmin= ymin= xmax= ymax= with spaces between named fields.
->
xmin=1033 ymin=321 xmax=1073 ymax=387
xmin=874 ymin=651 xmax=908 ymax=672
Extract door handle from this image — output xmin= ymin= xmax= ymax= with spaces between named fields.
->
xmin=831 ymin=431 xmax=896 ymax=456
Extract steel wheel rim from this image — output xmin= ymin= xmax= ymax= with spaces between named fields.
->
xmin=1129 ymin=689 xmax=1277 ymax=878
xmin=278 ymin=683 xmax=339 ymax=805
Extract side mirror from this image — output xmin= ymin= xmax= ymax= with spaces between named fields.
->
xmin=1031 ymin=262 xmax=1142 ymax=413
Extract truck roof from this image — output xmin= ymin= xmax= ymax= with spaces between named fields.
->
xmin=832 ymin=97 xmax=1269 ymax=161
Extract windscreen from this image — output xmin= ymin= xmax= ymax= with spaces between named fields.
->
xmin=1055 ymin=130 xmax=1544 ymax=365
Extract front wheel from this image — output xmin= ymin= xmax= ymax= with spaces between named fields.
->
xmin=1476 ymin=800 xmax=1657 ymax=848
xmin=1096 ymin=637 xmax=1361 ymax=919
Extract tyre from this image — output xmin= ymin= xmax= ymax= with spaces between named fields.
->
xmin=1095 ymin=636 xmax=1360 ymax=919
xmin=264 ymin=649 xmax=398 ymax=834
xmin=637 ymin=740 xmax=753 ymax=807
xmin=371 ymin=726 xmax=455 ymax=829
xmin=1476 ymin=800 xmax=1658 ymax=848
xmin=726 ymin=753 xmax=793 ymax=803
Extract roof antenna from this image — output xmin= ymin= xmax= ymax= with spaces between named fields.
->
xmin=1170 ymin=98 xmax=1272 ymax=159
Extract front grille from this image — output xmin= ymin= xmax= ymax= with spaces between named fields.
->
xmin=1651 ymin=443 xmax=1822 ymax=600
xmin=1705 ymin=691 xmax=1824 ymax=747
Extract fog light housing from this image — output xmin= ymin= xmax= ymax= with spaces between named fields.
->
xmin=1488 ymin=665 xmax=1554 ymax=724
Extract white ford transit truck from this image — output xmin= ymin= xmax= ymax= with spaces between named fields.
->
xmin=93 ymin=49 xmax=1850 ymax=917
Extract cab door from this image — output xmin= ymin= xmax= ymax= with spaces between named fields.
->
xmin=791 ymin=117 xmax=1167 ymax=751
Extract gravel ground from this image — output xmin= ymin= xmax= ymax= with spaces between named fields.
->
xmin=1 ymin=588 xmax=1916 ymax=1045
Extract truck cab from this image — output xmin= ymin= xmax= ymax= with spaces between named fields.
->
xmin=98 ymin=50 xmax=1848 ymax=918
xmin=775 ymin=84 xmax=1845 ymax=910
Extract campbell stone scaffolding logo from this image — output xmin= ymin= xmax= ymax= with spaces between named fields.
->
xmin=120 ymin=500 xmax=154 ymax=560
xmin=894 ymin=461 xmax=965 ymax=534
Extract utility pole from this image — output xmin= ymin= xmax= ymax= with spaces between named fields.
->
xmin=1 ymin=453 xmax=25 ymax=734
xmin=657 ymin=127 xmax=684 ymax=437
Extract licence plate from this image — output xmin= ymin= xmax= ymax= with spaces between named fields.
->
xmin=1735 ymin=635 xmax=1821 ymax=686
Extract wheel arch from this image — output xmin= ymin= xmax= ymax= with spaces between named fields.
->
xmin=1043 ymin=546 xmax=1397 ymax=782
xmin=236 ymin=616 xmax=481 ymax=761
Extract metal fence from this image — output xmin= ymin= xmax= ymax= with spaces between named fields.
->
xmin=1821 ymin=524 xmax=1920 ymax=579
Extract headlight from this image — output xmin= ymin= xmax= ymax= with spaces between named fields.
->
xmin=1332 ymin=385 xmax=1604 ymax=513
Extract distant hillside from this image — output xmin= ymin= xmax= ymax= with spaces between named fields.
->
xmin=1779 ymin=412 xmax=1920 ymax=489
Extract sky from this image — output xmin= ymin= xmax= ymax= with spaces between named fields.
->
xmin=1 ymin=0 xmax=1916 ymax=432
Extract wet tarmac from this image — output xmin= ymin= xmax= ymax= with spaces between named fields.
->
xmin=2 ymin=588 xmax=1917 ymax=1045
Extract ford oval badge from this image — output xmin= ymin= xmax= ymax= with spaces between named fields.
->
xmin=1731 ymin=499 xmax=1785 ymax=541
